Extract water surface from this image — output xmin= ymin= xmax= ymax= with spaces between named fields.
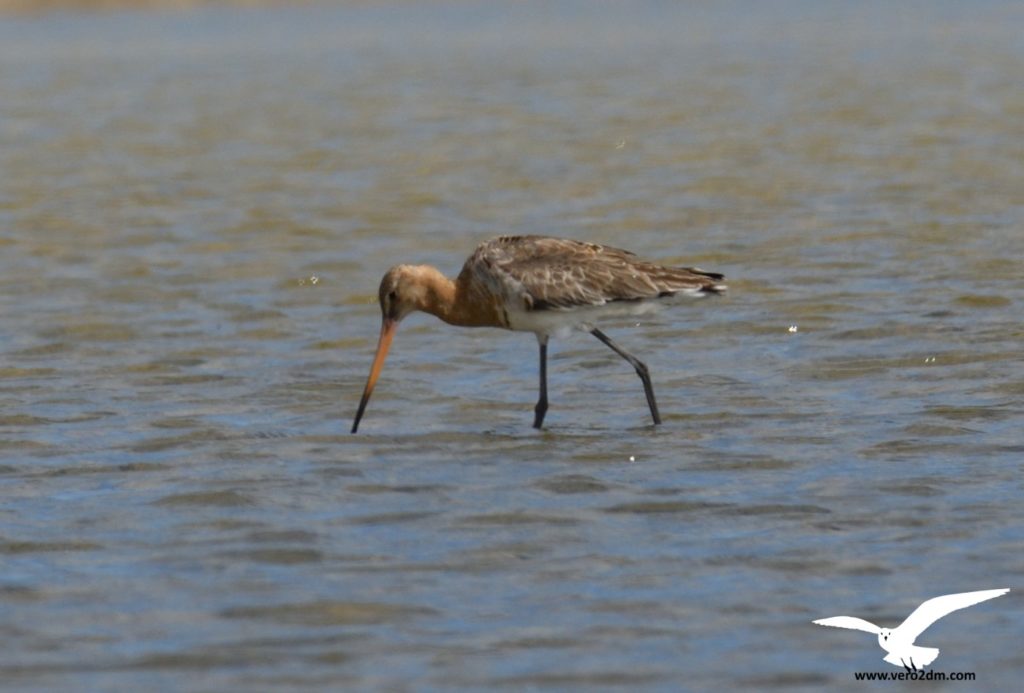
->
xmin=1 ymin=1 xmax=1022 ymax=690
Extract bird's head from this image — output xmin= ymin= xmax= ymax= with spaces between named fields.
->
xmin=377 ymin=264 xmax=428 ymax=323
xmin=878 ymin=629 xmax=891 ymax=646
xmin=351 ymin=264 xmax=446 ymax=434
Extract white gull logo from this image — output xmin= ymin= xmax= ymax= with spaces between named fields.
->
xmin=813 ymin=588 xmax=1009 ymax=671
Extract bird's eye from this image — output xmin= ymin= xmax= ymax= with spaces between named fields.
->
xmin=387 ymin=290 xmax=397 ymax=302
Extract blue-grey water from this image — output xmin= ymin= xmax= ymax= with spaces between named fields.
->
xmin=1 ymin=1 xmax=1022 ymax=690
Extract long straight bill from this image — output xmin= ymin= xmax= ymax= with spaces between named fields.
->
xmin=351 ymin=318 xmax=397 ymax=433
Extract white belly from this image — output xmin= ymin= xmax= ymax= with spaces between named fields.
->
xmin=506 ymin=297 xmax=681 ymax=338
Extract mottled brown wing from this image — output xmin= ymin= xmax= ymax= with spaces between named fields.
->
xmin=462 ymin=235 xmax=723 ymax=311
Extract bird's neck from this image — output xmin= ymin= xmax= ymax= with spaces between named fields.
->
xmin=416 ymin=266 xmax=500 ymax=328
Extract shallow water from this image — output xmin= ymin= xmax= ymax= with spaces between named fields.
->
xmin=1 ymin=1 xmax=1023 ymax=690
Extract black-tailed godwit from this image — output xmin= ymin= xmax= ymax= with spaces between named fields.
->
xmin=351 ymin=235 xmax=725 ymax=432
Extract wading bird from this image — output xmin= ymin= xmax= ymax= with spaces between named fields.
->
xmin=814 ymin=588 xmax=1010 ymax=671
xmin=351 ymin=235 xmax=726 ymax=433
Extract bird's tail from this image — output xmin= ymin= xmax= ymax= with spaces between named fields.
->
xmin=915 ymin=647 xmax=940 ymax=667
xmin=672 ymin=267 xmax=727 ymax=295
xmin=884 ymin=647 xmax=939 ymax=669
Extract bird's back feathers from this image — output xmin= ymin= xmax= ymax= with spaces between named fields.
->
xmin=460 ymin=235 xmax=726 ymax=313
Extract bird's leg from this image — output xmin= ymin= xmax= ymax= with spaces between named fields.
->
xmin=590 ymin=328 xmax=661 ymax=425
xmin=533 ymin=336 xmax=549 ymax=429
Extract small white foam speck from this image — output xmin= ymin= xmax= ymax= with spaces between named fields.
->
xmin=629 ymin=455 xmax=635 ymax=462
xmin=788 ymin=325 xmax=799 ymax=333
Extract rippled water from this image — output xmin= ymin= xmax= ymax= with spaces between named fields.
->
xmin=2 ymin=1 xmax=1022 ymax=690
